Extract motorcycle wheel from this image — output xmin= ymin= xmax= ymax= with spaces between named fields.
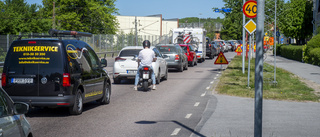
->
xmin=142 ymin=81 xmax=149 ymax=91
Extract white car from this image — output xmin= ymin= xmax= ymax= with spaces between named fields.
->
xmin=113 ymin=46 xmax=168 ymax=84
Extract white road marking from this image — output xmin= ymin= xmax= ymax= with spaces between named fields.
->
xmin=185 ymin=113 xmax=192 ymax=119
xmin=216 ymin=74 xmax=220 ymax=76
xmin=206 ymin=87 xmax=210 ymax=90
xmin=194 ymin=102 xmax=200 ymax=106
xmin=210 ymin=81 xmax=214 ymax=84
xmin=201 ymin=92 xmax=206 ymax=97
xmin=214 ymin=77 xmax=217 ymax=80
xmin=218 ymin=72 xmax=221 ymax=74
xmin=171 ymin=128 xmax=181 ymax=136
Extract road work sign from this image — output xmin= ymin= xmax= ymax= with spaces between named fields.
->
xmin=214 ymin=52 xmax=229 ymax=64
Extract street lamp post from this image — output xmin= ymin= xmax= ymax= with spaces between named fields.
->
xmin=199 ymin=13 xmax=202 ymax=28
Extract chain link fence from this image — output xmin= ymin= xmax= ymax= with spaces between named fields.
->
xmin=0 ymin=33 xmax=172 ymax=62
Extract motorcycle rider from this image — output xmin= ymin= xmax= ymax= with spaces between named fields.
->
xmin=134 ymin=40 xmax=157 ymax=90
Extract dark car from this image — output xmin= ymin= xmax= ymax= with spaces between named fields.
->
xmin=1 ymin=29 xmax=111 ymax=115
xmin=206 ymin=37 xmax=215 ymax=59
xmin=210 ymin=41 xmax=220 ymax=56
xmin=179 ymin=44 xmax=197 ymax=67
xmin=0 ymin=87 xmax=32 ymax=137
xmin=156 ymin=44 xmax=188 ymax=72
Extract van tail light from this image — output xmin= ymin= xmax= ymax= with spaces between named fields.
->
xmin=115 ymin=57 xmax=126 ymax=62
xmin=28 ymin=41 xmax=36 ymax=44
xmin=1 ymin=73 xmax=6 ymax=87
xmin=175 ymin=55 xmax=180 ymax=61
xmin=63 ymin=73 xmax=71 ymax=87
xmin=143 ymin=67 xmax=149 ymax=71
xmin=209 ymin=44 xmax=212 ymax=47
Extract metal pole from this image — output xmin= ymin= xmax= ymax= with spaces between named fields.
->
xmin=7 ymin=34 xmax=9 ymax=52
xmin=273 ymin=0 xmax=277 ymax=84
xmin=248 ymin=35 xmax=252 ymax=87
xmin=242 ymin=0 xmax=246 ymax=74
xmin=135 ymin=16 xmax=138 ymax=46
xmin=255 ymin=0 xmax=264 ymax=136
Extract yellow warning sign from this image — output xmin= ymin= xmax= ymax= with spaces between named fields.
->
xmin=235 ymin=46 xmax=242 ymax=53
xmin=214 ymin=52 xmax=229 ymax=64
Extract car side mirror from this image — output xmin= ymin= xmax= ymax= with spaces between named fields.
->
xmin=101 ymin=58 xmax=107 ymax=67
xmin=14 ymin=102 xmax=29 ymax=114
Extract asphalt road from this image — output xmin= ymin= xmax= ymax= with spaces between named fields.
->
xmin=26 ymin=52 xmax=237 ymax=137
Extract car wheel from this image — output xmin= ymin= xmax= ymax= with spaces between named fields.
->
xmin=98 ymin=82 xmax=111 ymax=105
xmin=114 ymin=78 xmax=121 ymax=84
xmin=184 ymin=62 xmax=188 ymax=70
xmin=162 ymin=68 xmax=168 ymax=80
xmin=190 ymin=60 xmax=194 ymax=67
xmin=156 ymin=70 xmax=161 ymax=84
xmin=69 ymin=89 xmax=83 ymax=115
xmin=178 ymin=64 xmax=183 ymax=72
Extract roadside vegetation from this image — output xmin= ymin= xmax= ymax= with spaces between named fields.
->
xmin=216 ymin=55 xmax=320 ymax=102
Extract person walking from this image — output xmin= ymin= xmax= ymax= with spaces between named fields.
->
xmin=134 ymin=40 xmax=157 ymax=90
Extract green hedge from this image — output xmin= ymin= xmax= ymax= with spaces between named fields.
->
xmin=279 ymin=45 xmax=303 ymax=62
xmin=304 ymin=34 xmax=320 ymax=64
xmin=308 ymin=48 xmax=320 ymax=66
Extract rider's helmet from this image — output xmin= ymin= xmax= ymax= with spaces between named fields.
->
xmin=142 ymin=40 xmax=151 ymax=48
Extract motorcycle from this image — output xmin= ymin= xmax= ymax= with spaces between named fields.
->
xmin=138 ymin=66 xmax=153 ymax=91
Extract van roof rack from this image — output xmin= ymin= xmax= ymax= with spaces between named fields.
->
xmin=17 ymin=29 xmax=92 ymax=40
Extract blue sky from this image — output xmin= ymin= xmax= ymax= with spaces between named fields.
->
xmin=26 ymin=0 xmax=290 ymax=19
xmin=26 ymin=0 xmax=225 ymax=19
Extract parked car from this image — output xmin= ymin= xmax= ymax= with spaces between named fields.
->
xmin=113 ymin=46 xmax=168 ymax=84
xmin=225 ymin=41 xmax=232 ymax=51
xmin=0 ymin=87 xmax=32 ymax=137
xmin=2 ymin=29 xmax=111 ymax=115
xmin=155 ymin=44 xmax=188 ymax=72
xmin=205 ymin=38 xmax=215 ymax=59
xmin=179 ymin=44 xmax=197 ymax=66
xmin=216 ymin=41 xmax=225 ymax=53
xmin=227 ymin=40 xmax=240 ymax=51
xmin=215 ymin=40 xmax=228 ymax=52
xmin=210 ymin=41 xmax=220 ymax=56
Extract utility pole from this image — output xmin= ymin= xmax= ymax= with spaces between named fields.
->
xmin=53 ymin=2 xmax=55 ymax=29
xmin=255 ymin=0 xmax=264 ymax=136
xmin=273 ymin=0 xmax=277 ymax=84
xmin=242 ymin=0 xmax=246 ymax=74
xmin=135 ymin=16 xmax=138 ymax=46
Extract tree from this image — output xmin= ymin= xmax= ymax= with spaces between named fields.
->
xmin=278 ymin=0 xmax=313 ymax=44
xmin=42 ymin=0 xmax=119 ymax=34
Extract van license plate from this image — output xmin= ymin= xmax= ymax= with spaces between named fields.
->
xmin=11 ymin=78 xmax=33 ymax=84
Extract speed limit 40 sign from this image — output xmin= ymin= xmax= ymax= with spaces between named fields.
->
xmin=243 ymin=0 xmax=257 ymax=18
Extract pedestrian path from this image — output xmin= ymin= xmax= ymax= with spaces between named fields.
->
xmin=193 ymin=53 xmax=320 ymax=137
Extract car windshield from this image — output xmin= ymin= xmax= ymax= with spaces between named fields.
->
xmin=156 ymin=46 xmax=177 ymax=54
xmin=119 ymin=49 xmax=142 ymax=57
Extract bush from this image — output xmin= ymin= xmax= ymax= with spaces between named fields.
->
xmin=275 ymin=44 xmax=283 ymax=55
xmin=304 ymin=34 xmax=320 ymax=63
xmin=280 ymin=45 xmax=303 ymax=62
xmin=308 ymin=48 xmax=320 ymax=66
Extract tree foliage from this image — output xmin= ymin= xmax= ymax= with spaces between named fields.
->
xmin=42 ymin=0 xmax=118 ymax=34
xmin=278 ymin=0 xmax=313 ymax=43
xmin=0 ymin=0 xmax=51 ymax=34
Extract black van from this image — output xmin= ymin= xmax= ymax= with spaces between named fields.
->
xmin=1 ymin=29 xmax=111 ymax=115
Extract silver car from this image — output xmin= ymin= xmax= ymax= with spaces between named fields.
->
xmin=156 ymin=44 xmax=188 ymax=72
xmin=0 ymin=87 xmax=32 ymax=137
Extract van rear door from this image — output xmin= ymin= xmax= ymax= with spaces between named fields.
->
xmin=3 ymin=40 xmax=64 ymax=96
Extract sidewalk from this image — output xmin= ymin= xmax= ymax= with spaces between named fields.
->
xmin=194 ymin=54 xmax=320 ymax=137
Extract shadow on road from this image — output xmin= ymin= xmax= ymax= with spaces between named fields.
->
xmin=135 ymin=120 xmax=206 ymax=137
xmin=25 ymin=101 xmax=102 ymax=117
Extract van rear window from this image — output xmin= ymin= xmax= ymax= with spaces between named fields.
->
xmin=5 ymin=41 xmax=63 ymax=69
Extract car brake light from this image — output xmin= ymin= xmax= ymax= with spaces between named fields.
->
xmin=209 ymin=44 xmax=211 ymax=47
xmin=63 ymin=73 xmax=71 ymax=87
xmin=1 ymin=73 xmax=6 ymax=87
xmin=197 ymin=55 xmax=201 ymax=58
xmin=115 ymin=57 xmax=126 ymax=61
xmin=28 ymin=41 xmax=36 ymax=44
xmin=175 ymin=55 xmax=180 ymax=60
xmin=143 ymin=67 xmax=149 ymax=71
xmin=57 ymin=103 xmax=70 ymax=106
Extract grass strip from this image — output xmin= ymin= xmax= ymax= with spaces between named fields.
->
xmin=216 ymin=55 xmax=320 ymax=102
